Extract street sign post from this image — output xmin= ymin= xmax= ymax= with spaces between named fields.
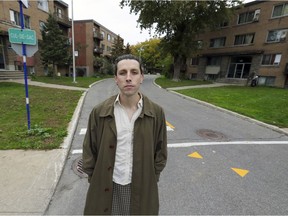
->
xmin=20 ymin=0 xmax=29 ymax=8
xmin=11 ymin=42 xmax=38 ymax=57
xmin=11 ymin=0 xmax=32 ymax=130
xmin=8 ymin=28 xmax=36 ymax=45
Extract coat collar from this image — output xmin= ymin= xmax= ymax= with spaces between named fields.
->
xmin=99 ymin=94 xmax=155 ymax=118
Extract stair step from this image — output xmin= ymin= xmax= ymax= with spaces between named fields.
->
xmin=0 ymin=71 xmax=27 ymax=80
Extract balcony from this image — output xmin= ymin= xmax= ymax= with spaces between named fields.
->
xmin=94 ymin=46 xmax=103 ymax=54
xmin=93 ymin=31 xmax=104 ymax=40
xmin=53 ymin=12 xmax=71 ymax=28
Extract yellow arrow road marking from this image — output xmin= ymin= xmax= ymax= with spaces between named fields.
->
xmin=231 ymin=168 xmax=249 ymax=177
xmin=188 ymin=151 xmax=203 ymax=159
xmin=166 ymin=121 xmax=175 ymax=129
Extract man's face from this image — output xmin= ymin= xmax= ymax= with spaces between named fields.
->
xmin=115 ymin=59 xmax=144 ymax=98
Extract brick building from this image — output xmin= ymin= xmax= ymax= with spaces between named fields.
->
xmin=0 ymin=0 xmax=71 ymax=77
xmin=186 ymin=1 xmax=288 ymax=88
xmin=73 ymin=20 xmax=123 ymax=76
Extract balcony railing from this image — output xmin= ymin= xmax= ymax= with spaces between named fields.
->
xmin=93 ymin=31 xmax=104 ymax=40
xmin=53 ymin=12 xmax=71 ymax=28
xmin=94 ymin=46 xmax=103 ymax=54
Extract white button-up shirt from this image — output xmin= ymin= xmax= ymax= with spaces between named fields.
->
xmin=113 ymin=94 xmax=143 ymax=185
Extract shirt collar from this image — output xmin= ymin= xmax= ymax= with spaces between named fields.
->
xmin=114 ymin=93 xmax=143 ymax=108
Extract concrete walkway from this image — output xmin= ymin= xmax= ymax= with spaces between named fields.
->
xmin=166 ymin=82 xmax=239 ymax=91
xmin=0 ymin=79 xmax=88 ymax=91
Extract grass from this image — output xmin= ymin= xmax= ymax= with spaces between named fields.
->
xmin=0 ymin=82 xmax=83 ymax=150
xmin=155 ymin=76 xmax=212 ymax=88
xmin=176 ymin=86 xmax=288 ymax=128
xmin=31 ymin=75 xmax=112 ymax=88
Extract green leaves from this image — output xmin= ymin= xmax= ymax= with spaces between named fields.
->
xmin=40 ymin=14 xmax=70 ymax=76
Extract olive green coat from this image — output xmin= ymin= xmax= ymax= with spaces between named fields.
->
xmin=82 ymin=95 xmax=167 ymax=215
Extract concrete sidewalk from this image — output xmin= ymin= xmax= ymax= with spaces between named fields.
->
xmin=0 ymin=79 xmax=88 ymax=91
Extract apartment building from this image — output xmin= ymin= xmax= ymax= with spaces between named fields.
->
xmin=187 ymin=1 xmax=288 ymax=88
xmin=0 ymin=0 xmax=71 ymax=76
xmin=73 ymin=19 xmax=123 ymax=76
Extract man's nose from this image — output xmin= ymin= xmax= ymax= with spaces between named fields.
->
xmin=126 ymin=72 xmax=132 ymax=81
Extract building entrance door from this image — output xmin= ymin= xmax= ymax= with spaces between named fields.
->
xmin=227 ymin=56 xmax=252 ymax=79
xmin=0 ymin=37 xmax=5 ymax=69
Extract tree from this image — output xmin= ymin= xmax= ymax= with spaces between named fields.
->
xmin=40 ymin=14 xmax=70 ymax=77
xmin=110 ymin=35 xmax=125 ymax=62
xmin=120 ymin=0 xmax=242 ymax=80
xmin=124 ymin=43 xmax=131 ymax=54
xmin=131 ymin=39 xmax=172 ymax=74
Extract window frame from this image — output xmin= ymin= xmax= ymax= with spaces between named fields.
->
xmin=191 ymin=57 xmax=199 ymax=66
xmin=234 ymin=33 xmax=255 ymax=45
xmin=266 ymin=29 xmax=288 ymax=43
xmin=38 ymin=0 xmax=49 ymax=12
xmin=272 ymin=3 xmax=288 ymax=18
xmin=238 ymin=9 xmax=260 ymax=24
xmin=261 ymin=54 xmax=282 ymax=66
xmin=209 ymin=37 xmax=226 ymax=48
xmin=10 ymin=9 xmax=30 ymax=28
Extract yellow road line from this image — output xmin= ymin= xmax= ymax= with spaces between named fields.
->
xmin=166 ymin=121 xmax=175 ymax=129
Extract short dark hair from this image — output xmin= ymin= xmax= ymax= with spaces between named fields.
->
xmin=114 ymin=54 xmax=143 ymax=75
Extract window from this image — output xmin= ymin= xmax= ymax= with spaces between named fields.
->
xmin=207 ymin=57 xmax=221 ymax=66
xmin=238 ymin=10 xmax=259 ymax=24
xmin=219 ymin=20 xmax=229 ymax=28
xmin=10 ymin=10 xmax=30 ymax=28
xmin=258 ymin=76 xmax=275 ymax=86
xmin=107 ymin=34 xmax=111 ymax=41
xmin=38 ymin=0 xmax=49 ymax=12
xmin=191 ymin=57 xmax=199 ymax=66
xmin=267 ymin=29 xmax=287 ymax=42
xmin=210 ymin=37 xmax=226 ymax=48
xmin=101 ymin=31 xmax=105 ymax=38
xmin=272 ymin=3 xmax=288 ymax=18
xmin=56 ymin=8 xmax=62 ymax=18
xmin=234 ymin=33 xmax=255 ymax=45
xmin=261 ymin=54 xmax=282 ymax=65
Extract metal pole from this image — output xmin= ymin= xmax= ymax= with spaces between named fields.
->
xmin=19 ymin=0 xmax=31 ymax=130
xmin=71 ymin=0 xmax=76 ymax=83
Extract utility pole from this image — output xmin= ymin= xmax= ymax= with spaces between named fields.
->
xmin=71 ymin=0 xmax=76 ymax=83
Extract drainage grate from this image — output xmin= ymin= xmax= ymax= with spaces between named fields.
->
xmin=196 ymin=129 xmax=227 ymax=141
xmin=72 ymin=156 xmax=88 ymax=178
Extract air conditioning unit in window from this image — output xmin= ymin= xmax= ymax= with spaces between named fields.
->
xmin=280 ymin=31 xmax=287 ymax=42
xmin=253 ymin=9 xmax=260 ymax=22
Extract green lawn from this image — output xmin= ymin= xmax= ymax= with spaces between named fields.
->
xmin=176 ymin=86 xmax=288 ymax=128
xmin=31 ymin=75 xmax=112 ymax=88
xmin=0 ymin=82 xmax=83 ymax=150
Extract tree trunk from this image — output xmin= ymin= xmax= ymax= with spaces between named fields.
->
xmin=53 ymin=63 xmax=56 ymax=78
xmin=172 ymin=55 xmax=182 ymax=81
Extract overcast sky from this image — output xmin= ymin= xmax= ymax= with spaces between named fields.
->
xmin=62 ymin=0 xmax=152 ymax=46
xmin=62 ymin=0 xmax=253 ymax=46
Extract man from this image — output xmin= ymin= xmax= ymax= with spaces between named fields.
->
xmin=82 ymin=54 xmax=167 ymax=215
